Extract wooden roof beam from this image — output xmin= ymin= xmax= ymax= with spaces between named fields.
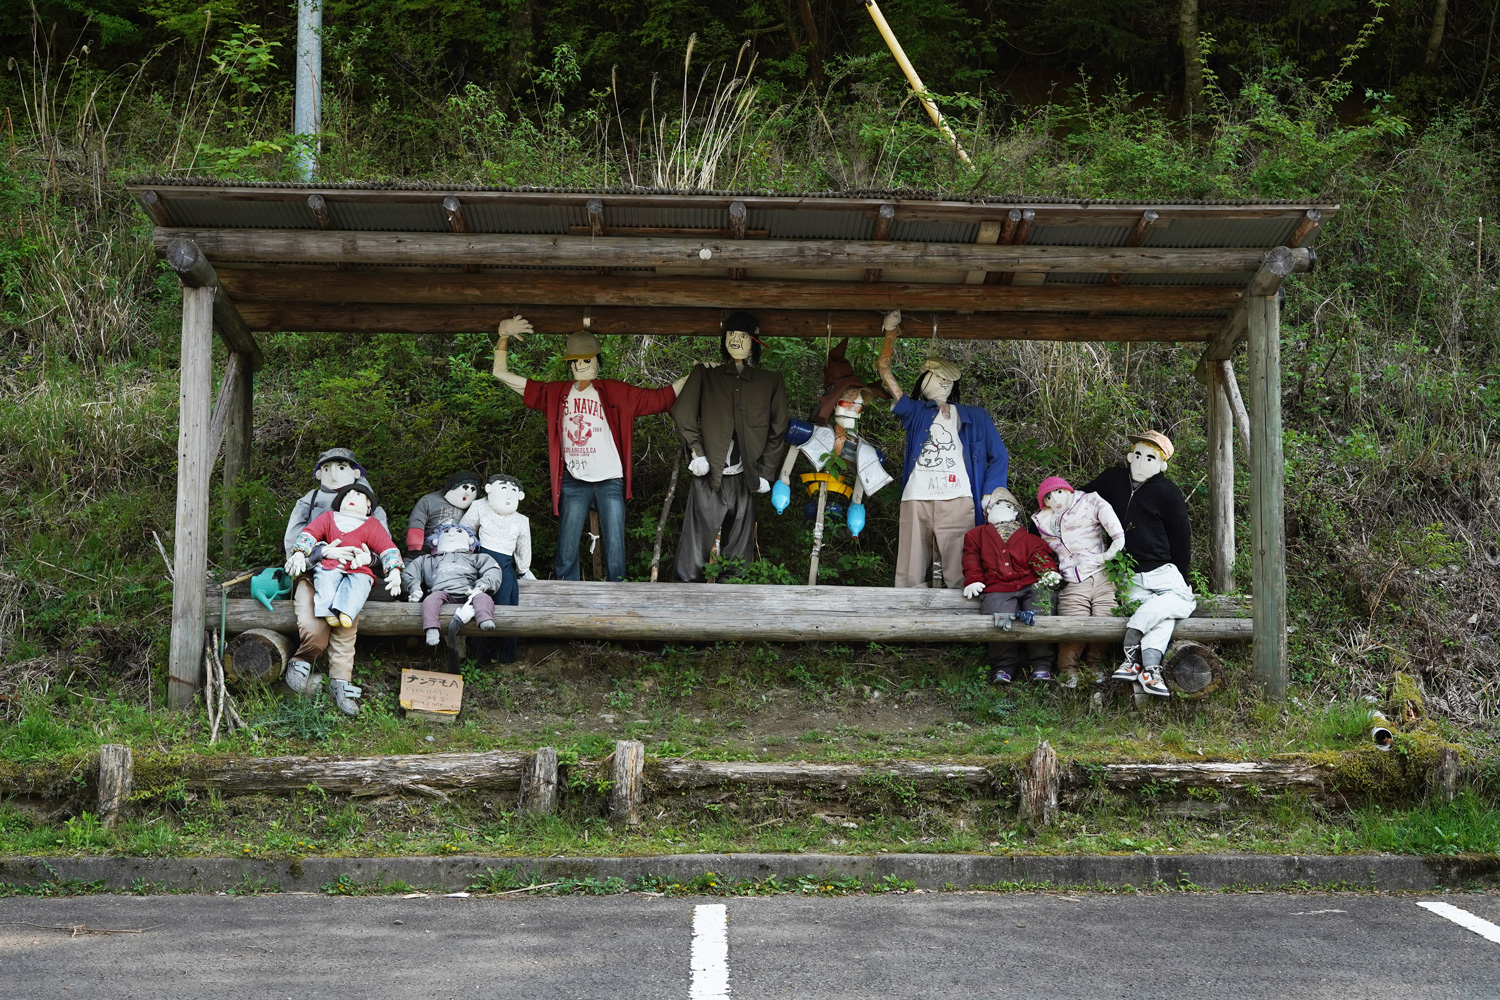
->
xmin=1105 ymin=210 xmax=1160 ymax=286
xmin=157 ymin=227 xmax=1286 ymax=274
xmin=1199 ymin=246 xmax=1312 ymax=363
xmin=864 ymin=203 xmax=896 ymax=283
xmin=164 ymin=239 xmax=263 ymax=370
xmin=214 ymin=268 xmax=1243 ymax=314
xmin=232 ymin=302 xmax=1217 ymax=342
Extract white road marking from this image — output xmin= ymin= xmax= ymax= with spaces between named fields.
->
xmin=1417 ymin=901 xmax=1500 ymax=944
xmin=690 ymin=903 xmax=730 ymax=999
xmin=1291 ymin=909 xmax=1347 ymax=915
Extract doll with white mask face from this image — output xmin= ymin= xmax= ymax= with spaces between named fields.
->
xmin=1030 ymin=475 xmax=1126 ymax=688
xmin=460 ymin=475 xmax=534 ymax=664
xmin=283 ymin=447 xmax=390 ymax=572
xmin=492 ymin=316 xmax=689 ymax=583
xmin=876 ymin=311 xmax=1010 ymax=590
xmin=403 ymin=523 xmax=504 ymax=668
xmin=405 ymin=471 xmax=482 ymax=552
xmin=1081 ymin=431 xmax=1196 ymax=698
xmin=961 ymin=487 xmax=1061 ymax=684
xmin=774 ymin=342 xmax=893 ymax=582
xmin=672 ymin=312 xmax=790 ymax=583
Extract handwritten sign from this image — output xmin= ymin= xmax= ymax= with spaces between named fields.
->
xmin=399 ymin=669 xmax=464 ymax=714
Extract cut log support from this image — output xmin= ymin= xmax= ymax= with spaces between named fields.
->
xmin=1287 ymin=209 xmax=1322 ymax=248
xmin=1248 ymin=290 xmax=1288 ymax=701
xmin=728 ymin=200 xmax=748 ymax=280
xmin=97 ymin=744 xmax=133 ymax=829
xmin=1096 ymin=760 xmax=1328 ymax=793
xmin=988 ymin=208 xmax=1036 ymax=285
xmin=1430 ymin=746 xmax=1460 ymax=804
xmin=1018 ymin=741 xmax=1060 ymax=828
xmin=444 ymin=196 xmax=478 ymax=274
xmin=184 ymin=750 xmax=531 ymax=795
xmin=587 ymin=198 xmax=611 ymax=277
xmin=1220 ymin=358 xmax=1252 ymax=455
xmin=1105 ymin=210 xmax=1159 ymax=286
xmin=1206 ymin=360 xmax=1235 ymax=593
xmin=964 ymin=218 xmax=1003 ymax=287
xmin=140 ymin=189 xmax=176 ymax=226
xmin=520 ymin=747 xmax=559 ymax=815
xmin=610 ymin=740 xmax=645 ymax=825
xmin=651 ymin=760 xmax=994 ymax=791
xmin=168 ymin=285 xmax=215 ymax=709
xmin=1163 ymin=640 xmax=1224 ymax=700
xmin=1201 ymin=246 xmax=1307 ymax=362
xmin=307 ymin=193 xmax=335 ymax=230
xmin=159 ymin=227 xmax=1298 ymax=275
xmin=164 ymin=239 xmax=264 ymax=370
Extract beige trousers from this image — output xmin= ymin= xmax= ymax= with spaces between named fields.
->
xmin=895 ymin=497 xmax=975 ymax=589
xmin=1055 ymin=570 xmax=1116 ymax=674
xmin=293 ymin=577 xmax=359 ymax=682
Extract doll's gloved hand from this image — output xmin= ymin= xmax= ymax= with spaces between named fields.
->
xmin=757 ymin=477 xmax=771 ymax=494
xmin=963 ymin=581 xmax=986 ymax=600
xmin=284 ymin=551 xmax=308 ymax=577
xmin=322 ymin=539 xmax=359 ymax=566
xmin=521 ymin=568 xmax=537 ymax=580
xmin=385 ymin=568 xmax=403 ymax=596
xmin=882 ymin=310 xmax=902 ymax=331
xmin=1039 ymin=571 xmax=1062 ymax=589
xmin=688 ymin=454 xmax=710 ymax=477
xmin=350 ymin=544 xmax=373 ymax=570
xmin=495 ymin=315 xmax=532 ymax=342
xmin=408 ymin=587 xmax=422 ymax=603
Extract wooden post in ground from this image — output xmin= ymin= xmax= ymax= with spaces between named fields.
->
xmin=222 ymin=352 xmax=253 ymax=562
xmin=1017 ymin=741 xmax=1059 ymax=828
xmin=610 ymin=740 xmax=645 ymax=826
xmin=97 ymin=744 xmax=133 ymax=829
xmin=1206 ymin=361 xmax=1236 ymax=592
xmin=169 ymin=285 xmax=216 ymax=709
xmin=1248 ymin=292 xmax=1287 ymax=701
xmin=520 ymin=747 xmax=559 ymax=815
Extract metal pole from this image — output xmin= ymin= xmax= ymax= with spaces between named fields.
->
xmin=862 ymin=0 xmax=973 ymax=167
xmin=294 ymin=0 xmax=322 ymax=181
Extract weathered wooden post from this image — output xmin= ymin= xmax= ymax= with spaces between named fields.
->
xmin=1206 ymin=361 xmax=1235 ymax=592
xmin=97 ymin=744 xmax=133 ymax=828
xmin=1017 ymin=741 xmax=1059 ymax=828
xmin=520 ymin=747 xmax=559 ymax=816
xmin=610 ymin=740 xmax=645 ymax=826
xmin=168 ymin=285 xmax=215 ymax=709
xmin=1248 ymin=291 xmax=1288 ymax=701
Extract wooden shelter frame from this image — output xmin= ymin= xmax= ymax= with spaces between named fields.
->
xmin=129 ymin=181 xmax=1336 ymax=709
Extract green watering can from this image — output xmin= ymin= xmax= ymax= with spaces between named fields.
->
xmin=249 ymin=567 xmax=294 ymax=610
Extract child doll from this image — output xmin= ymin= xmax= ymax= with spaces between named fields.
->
xmin=460 ymin=474 xmax=534 ymax=664
xmin=961 ymin=487 xmax=1062 ymax=684
xmin=403 ymin=523 xmax=504 ymax=669
xmin=291 ymin=483 xmax=403 ymax=629
xmin=1031 ymin=475 xmax=1125 ymax=688
xmin=405 ymin=471 xmax=482 ymax=553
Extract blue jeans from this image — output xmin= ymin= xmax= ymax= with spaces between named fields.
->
xmin=556 ymin=473 xmax=627 ymax=581
xmin=476 ymin=549 xmax=520 ymax=665
xmin=311 ymin=567 xmax=373 ymax=619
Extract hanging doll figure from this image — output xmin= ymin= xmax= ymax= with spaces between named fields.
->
xmin=962 ymin=487 xmax=1062 ymax=685
xmin=291 ymin=483 xmax=403 ymax=629
xmin=405 ymin=471 xmax=482 ymax=553
xmin=403 ymin=523 xmax=503 ymax=670
xmin=461 ymin=474 xmax=534 ymax=664
xmin=1031 ymin=475 xmax=1125 ymax=688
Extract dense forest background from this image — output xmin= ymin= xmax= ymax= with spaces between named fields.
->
xmin=2 ymin=1 xmax=1499 ymax=726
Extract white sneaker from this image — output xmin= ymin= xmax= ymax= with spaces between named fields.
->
xmin=328 ymin=679 xmax=362 ymax=717
xmin=1139 ymin=667 xmax=1170 ymax=697
xmin=1059 ymin=670 xmax=1080 ymax=689
xmin=285 ymin=658 xmax=314 ymax=695
xmin=1111 ymin=661 xmax=1143 ymax=682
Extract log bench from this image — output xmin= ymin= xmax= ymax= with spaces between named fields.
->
xmin=210 ymin=580 xmax=1252 ymax=645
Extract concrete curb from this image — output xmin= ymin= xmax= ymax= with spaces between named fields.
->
xmin=3 ymin=853 xmax=1497 ymax=894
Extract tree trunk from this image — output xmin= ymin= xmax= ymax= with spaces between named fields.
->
xmin=1017 ymin=741 xmax=1059 ymax=828
xmin=1426 ymin=0 xmax=1450 ymax=67
xmin=795 ymin=0 xmax=823 ymax=86
xmin=519 ymin=747 xmax=559 ymax=815
xmin=1179 ymin=0 xmax=1204 ymax=110
xmin=610 ymin=740 xmax=645 ymax=825
xmin=97 ymin=745 xmax=133 ymax=829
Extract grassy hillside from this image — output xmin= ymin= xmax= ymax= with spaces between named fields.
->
xmin=1 ymin=11 xmax=1498 ymax=743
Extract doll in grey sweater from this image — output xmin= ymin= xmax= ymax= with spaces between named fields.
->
xmin=402 ymin=523 xmax=504 ymax=650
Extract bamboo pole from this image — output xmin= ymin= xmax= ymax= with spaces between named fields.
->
xmin=807 ymin=481 xmax=830 ymax=586
xmin=862 ymin=0 xmax=973 ymax=167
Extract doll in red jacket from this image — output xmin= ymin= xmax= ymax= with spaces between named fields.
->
xmin=962 ymin=487 xmax=1062 ymax=684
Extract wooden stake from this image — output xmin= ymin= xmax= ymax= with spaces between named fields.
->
xmin=588 ymin=510 xmax=604 ymax=580
xmin=650 ymin=460 xmax=681 ymax=582
xmin=1017 ymin=741 xmax=1059 ymax=828
xmin=1248 ymin=291 xmax=1287 ymax=701
xmin=520 ymin=747 xmax=559 ymax=815
xmin=1206 ymin=361 xmax=1235 ymax=593
xmin=807 ymin=480 xmax=829 ymax=586
xmin=168 ymin=285 xmax=215 ymax=709
xmin=97 ymin=744 xmax=133 ymax=829
xmin=221 ymin=352 xmax=253 ymax=562
xmin=610 ymin=740 xmax=645 ymax=825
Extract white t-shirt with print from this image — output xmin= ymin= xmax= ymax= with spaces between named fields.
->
xmin=901 ymin=404 xmax=971 ymax=502
xmin=562 ymin=384 xmax=624 ymax=482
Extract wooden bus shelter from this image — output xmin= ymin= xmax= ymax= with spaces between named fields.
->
xmin=128 ymin=179 xmax=1336 ymax=709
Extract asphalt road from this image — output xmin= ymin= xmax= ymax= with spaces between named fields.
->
xmin=1 ymin=890 xmax=1497 ymax=999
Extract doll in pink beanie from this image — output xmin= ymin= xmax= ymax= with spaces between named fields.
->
xmin=1030 ymin=475 xmax=1125 ymax=688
